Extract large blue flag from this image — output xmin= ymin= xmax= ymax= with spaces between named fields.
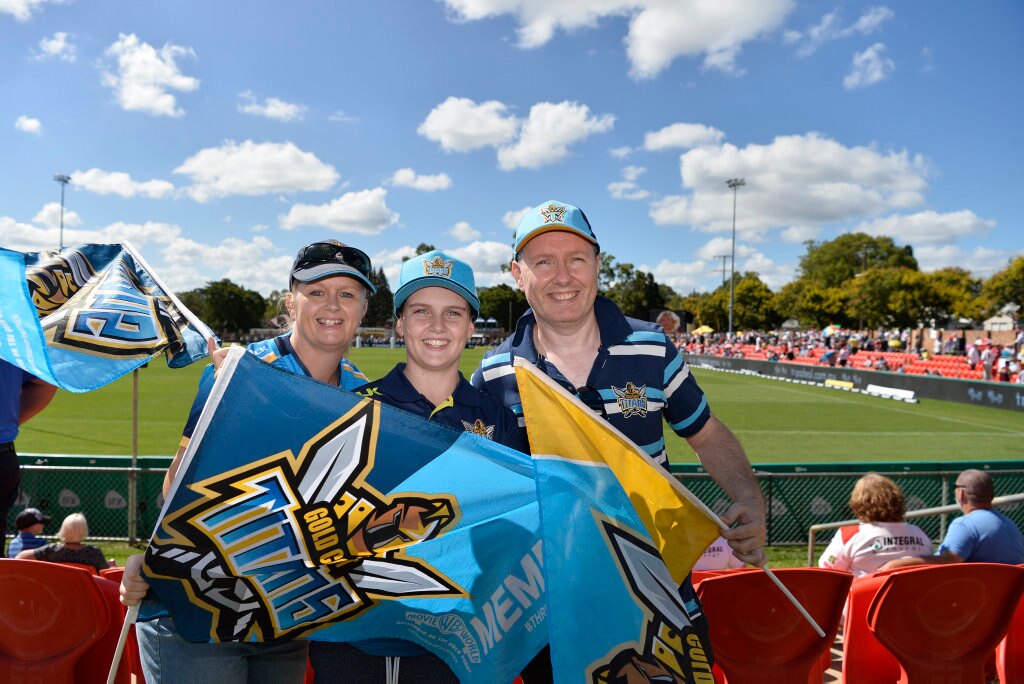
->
xmin=143 ymin=348 xmax=721 ymax=682
xmin=144 ymin=348 xmax=548 ymax=682
xmin=0 ymin=242 xmax=213 ymax=391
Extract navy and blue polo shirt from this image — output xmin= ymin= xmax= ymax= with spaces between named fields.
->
xmin=180 ymin=333 xmax=368 ymax=446
xmin=355 ymin=363 xmax=527 ymax=454
xmin=470 ymin=296 xmax=711 ymax=467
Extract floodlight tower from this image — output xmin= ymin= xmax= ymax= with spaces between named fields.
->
xmin=54 ymin=173 xmax=71 ymax=249
xmin=726 ymin=178 xmax=745 ymax=336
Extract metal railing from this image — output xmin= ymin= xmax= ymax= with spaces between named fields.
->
xmin=805 ymin=492 xmax=1024 ymax=566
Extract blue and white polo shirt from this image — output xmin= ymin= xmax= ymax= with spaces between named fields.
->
xmin=470 ymin=296 xmax=711 ymax=467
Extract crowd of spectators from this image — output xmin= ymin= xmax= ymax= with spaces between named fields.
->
xmin=672 ymin=326 xmax=1024 ymax=384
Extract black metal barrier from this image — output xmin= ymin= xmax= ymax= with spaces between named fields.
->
xmin=688 ymin=354 xmax=1024 ymax=412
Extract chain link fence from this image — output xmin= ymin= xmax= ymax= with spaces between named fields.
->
xmin=673 ymin=461 xmax=1024 ymax=547
xmin=8 ymin=455 xmax=1024 ymax=546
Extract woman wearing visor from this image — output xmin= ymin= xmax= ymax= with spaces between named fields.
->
xmin=121 ymin=239 xmax=376 ymax=684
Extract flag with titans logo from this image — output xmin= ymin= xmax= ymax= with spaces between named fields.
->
xmin=0 ymin=242 xmax=213 ymax=391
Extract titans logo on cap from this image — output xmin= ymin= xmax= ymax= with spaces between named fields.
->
xmin=422 ymin=255 xmax=454 ymax=279
xmin=540 ymin=203 xmax=567 ymax=224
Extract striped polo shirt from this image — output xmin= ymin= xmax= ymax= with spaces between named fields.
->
xmin=470 ymin=296 xmax=711 ymax=466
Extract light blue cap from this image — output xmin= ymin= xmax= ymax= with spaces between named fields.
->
xmin=393 ymin=250 xmax=480 ymax=316
xmin=513 ymin=200 xmax=599 ymax=257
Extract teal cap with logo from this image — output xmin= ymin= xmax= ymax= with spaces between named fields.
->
xmin=393 ymin=249 xmax=480 ymax=316
xmin=513 ymin=200 xmax=599 ymax=258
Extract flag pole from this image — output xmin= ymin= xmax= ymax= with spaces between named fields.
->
xmin=756 ymin=564 xmax=825 ymax=637
xmin=107 ymin=603 xmax=139 ymax=684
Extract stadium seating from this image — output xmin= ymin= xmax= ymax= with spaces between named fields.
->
xmin=866 ymin=563 xmax=1024 ymax=683
xmin=0 ymin=559 xmax=110 ymax=682
xmin=841 ymin=570 xmax=904 ymax=683
xmin=996 ymin=587 xmax=1024 ymax=684
xmin=75 ymin=574 xmax=137 ymax=683
xmin=59 ymin=561 xmax=100 ymax=575
xmin=696 ymin=567 xmax=851 ymax=683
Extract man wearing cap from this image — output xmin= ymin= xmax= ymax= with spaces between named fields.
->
xmin=1 ymin=358 xmax=56 ymax=554
xmin=7 ymin=507 xmax=51 ymax=557
xmin=472 ymin=200 xmax=767 ymax=677
xmin=880 ymin=469 xmax=1024 ymax=570
xmin=309 ymin=250 xmax=525 ymax=682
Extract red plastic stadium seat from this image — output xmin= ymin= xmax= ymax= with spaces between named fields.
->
xmin=59 ymin=561 xmax=100 ymax=575
xmin=75 ymin=574 xmax=137 ymax=683
xmin=841 ymin=570 xmax=906 ymax=683
xmin=996 ymin=582 xmax=1024 ymax=684
xmin=867 ymin=563 xmax=1024 ymax=683
xmin=0 ymin=559 xmax=110 ymax=682
xmin=697 ymin=567 xmax=851 ymax=684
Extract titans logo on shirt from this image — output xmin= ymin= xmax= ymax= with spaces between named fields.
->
xmin=461 ymin=419 xmax=496 ymax=440
xmin=612 ymin=381 xmax=648 ymax=418
xmin=28 ymin=248 xmax=189 ymax=360
xmin=422 ymin=255 xmax=453 ymax=278
xmin=147 ymin=400 xmax=463 ymax=642
xmin=590 ymin=520 xmax=713 ymax=684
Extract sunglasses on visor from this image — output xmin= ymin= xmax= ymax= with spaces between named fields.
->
xmin=294 ymin=242 xmax=373 ymax=280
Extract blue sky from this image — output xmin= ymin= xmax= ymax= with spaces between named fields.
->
xmin=2 ymin=1 xmax=1022 ymax=298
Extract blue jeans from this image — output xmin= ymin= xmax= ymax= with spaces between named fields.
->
xmin=309 ymin=642 xmax=458 ymax=683
xmin=136 ymin=615 xmax=308 ymax=684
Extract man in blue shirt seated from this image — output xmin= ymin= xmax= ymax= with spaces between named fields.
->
xmin=880 ymin=469 xmax=1024 ymax=569
xmin=7 ymin=507 xmax=51 ymax=557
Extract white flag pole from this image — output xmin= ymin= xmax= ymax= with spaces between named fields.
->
xmin=107 ymin=603 xmax=139 ymax=684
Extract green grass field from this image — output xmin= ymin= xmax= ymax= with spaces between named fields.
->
xmin=16 ymin=347 xmax=1024 ymax=462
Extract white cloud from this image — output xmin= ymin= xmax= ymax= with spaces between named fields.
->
xmin=644 ymin=122 xmax=725 ymax=150
xmin=328 ymin=110 xmax=359 ymax=123
xmin=608 ymin=165 xmax=649 ymax=200
xmin=32 ymin=31 xmax=76 ymax=62
xmin=443 ymin=0 xmax=793 ymax=79
xmin=780 ymin=224 xmax=820 ymax=243
xmin=174 ymin=140 xmax=339 ymax=202
xmin=0 ymin=0 xmax=59 ymax=22
xmin=497 ymin=101 xmax=614 ymax=170
xmin=420 ymin=97 xmax=613 ymax=170
xmin=448 ymin=240 xmax=515 ymax=287
xmin=642 ymin=258 xmax=709 ymax=293
xmin=237 ymin=90 xmax=306 ymax=122
xmin=279 ymin=187 xmax=399 ymax=235
xmin=650 ymin=132 xmax=929 ymax=238
xmin=71 ymin=168 xmax=174 ymax=198
xmin=448 ymin=221 xmax=481 ymax=241
xmin=609 ymin=146 xmax=633 ymax=159
xmin=391 ymin=168 xmax=453 ymax=191
xmin=788 ymin=6 xmax=894 ymax=57
xmin=694 ymin=237 xmax=755 ymax=261
xmin=374 ymin=245 xmax=420 ymax=290
xmin=854 ymin=210 xmax=994 ymax=245
xmin=503 ymin=206 xmax=531 ymax=230
xmin=101 ymin=33 xmax=199 ymax=117
xmin=14 ymin=115 xmax=41 ymax=135
xmin=844 ymin=42 xmax=895 ymax=90
xmin=914 ymin=244 xmax=1012 ymax=278
xmin=417 ymin=96 xmax=518 ymax=152
xmin=32 ymin=201 xmax=81 ymax=230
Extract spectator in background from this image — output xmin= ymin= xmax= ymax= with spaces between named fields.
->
xmin=17 ymin=512 xmax=107 ymax=572
xmin=967 ymin=344 xmax=980 ymax=371
xmin=981 ymin=344 xmax=996 ymax=380
xmin=7 ymin=506 xmax=50 ymax=557
xmin=880 ymin=469 xmax=1024 ymax=570
xmin=819 ymin=473 xmax=932 ymax=577
xmin=1 ymin=359 xmax=56 ymax=555
xmin=695 ymin=535 xmax=746 ymax=571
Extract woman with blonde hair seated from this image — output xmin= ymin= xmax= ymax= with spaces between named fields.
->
xmin=16 ymin=511 xmax=108 ymax=572
xmin=818 ymin=473 xmax=932 ymax=577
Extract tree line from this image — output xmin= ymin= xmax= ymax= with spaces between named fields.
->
xmin=179 ymin=234 xmax=1024 ymax=335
